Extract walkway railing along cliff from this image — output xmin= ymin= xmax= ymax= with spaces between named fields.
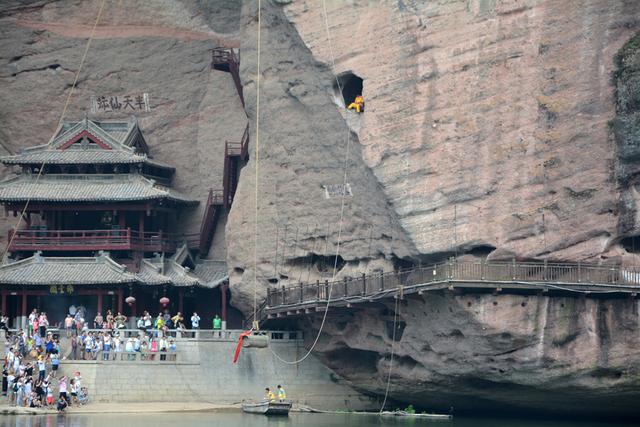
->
xmin=261 ymin=260 xmax=640 ymax=321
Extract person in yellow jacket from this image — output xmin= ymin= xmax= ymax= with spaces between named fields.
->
xmin=347 ymin=95 xmax=364 ymax=113
xmin=277 ymin=384 xmax=286 ymax=401
xmin=264 ymin=387 xmax=275 ymax=401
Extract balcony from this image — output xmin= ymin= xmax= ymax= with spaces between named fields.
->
xmin=7 ymin=229 xmax=198 ymax=253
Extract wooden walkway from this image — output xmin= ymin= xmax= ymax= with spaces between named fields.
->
xmin=262 ymin=260 xmax=640 ymax=321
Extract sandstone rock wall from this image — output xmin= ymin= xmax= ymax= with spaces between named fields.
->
xmin=301 ymin=292 xmax=640 ymax=416
xmin=277 ymin=0 xmax=640 ymax=263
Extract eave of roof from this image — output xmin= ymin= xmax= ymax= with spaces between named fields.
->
xmin=0 ymin=173 xmax=198 ymax=205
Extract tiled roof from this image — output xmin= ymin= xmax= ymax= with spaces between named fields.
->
xmin=0 ymin=254 xmax=212 ymax=287
xmin=1 ymin=118 xmax=173 ymax=170
xmin=1 ymin=148 xmax=147 ymax=165
xmin=143 ymin=257 xmax=201 ymax=287
xmin=0 ymin=174 xmax=198 ymax=205
xmin=194 ymin=260 xmax=228 ymax=289
xmin=0 ymin=253 xmax=136 ymax=285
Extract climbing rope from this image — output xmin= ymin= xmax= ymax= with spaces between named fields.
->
xmin=266 ymin=0 xmax=353 ymax=365
xmin=252 ymin=0 xmax=262 ymax=328
xmin=1 ymin=0 xmax=107 ymax=263
xmin=379 ymin=295 xmax=400 ymax=413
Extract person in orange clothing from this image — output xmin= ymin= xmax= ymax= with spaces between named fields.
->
xmin=347 ymin=95 xmax=364 ymax=113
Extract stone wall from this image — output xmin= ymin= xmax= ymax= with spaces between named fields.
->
xmin=57 ymin=335 xmax=377 ymax=410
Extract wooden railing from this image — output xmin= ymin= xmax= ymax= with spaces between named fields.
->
xmin=8 ymin=229 xmax=192 ymax=253
xmin=262 ymin=260 xmax=640 ymax=319
xmin=198 ymin=189 xmax=224 ymax=254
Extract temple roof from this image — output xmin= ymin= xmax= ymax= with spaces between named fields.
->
xmin=193 ymin=260 xmax=228 ymax=289
xmin=140 ymin=257 xmax=202 ymax=287
xmin=0 ymin=117 xmax=173 ymax=170
xmin=0 ymin=253 xmax=216 ymax=287
xmin=0 ymin=173 xmax=198 ymax=205
xmin=0 ymin=253 xmax=136 ymax=285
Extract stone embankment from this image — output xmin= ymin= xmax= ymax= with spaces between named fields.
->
xmin=6 ymin=332 xmax=376 ymax=411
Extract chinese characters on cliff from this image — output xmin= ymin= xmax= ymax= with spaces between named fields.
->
xmin=90 ymin=93 xmax=151 ymax=114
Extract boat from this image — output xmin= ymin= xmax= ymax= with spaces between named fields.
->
xmin=242 ymin=399 xmax=292 ymax=415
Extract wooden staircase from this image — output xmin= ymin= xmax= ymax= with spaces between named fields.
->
xmin=198 ymin=49 xmax=249 ymax=256
xmin=199 ymin=189 xmax=224 ymax=255
xmin=212 ymin=47 xmax=244 ymax=107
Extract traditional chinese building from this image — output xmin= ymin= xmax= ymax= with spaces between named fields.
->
xmin=0 ymin=117 xmax=236 ymax=328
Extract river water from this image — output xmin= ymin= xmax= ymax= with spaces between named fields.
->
xmin=1 ymin=413 xmax=634 ymax=427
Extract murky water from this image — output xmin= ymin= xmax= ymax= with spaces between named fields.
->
xmin=0 ymin=413 xmax=633 ymax=427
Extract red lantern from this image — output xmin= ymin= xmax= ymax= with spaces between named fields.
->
xmin=160 ymin=297 xmax=170 ymax=307
xmin=125 ymin=296 xmax=136 ymax=306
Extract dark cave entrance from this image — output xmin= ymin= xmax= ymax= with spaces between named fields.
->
xmin=621 ymin=235 xmax=640 ymax=253
xmin=335 ymin=72 xmax=363 ymax=106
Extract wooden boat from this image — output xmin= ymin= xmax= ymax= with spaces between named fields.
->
xmin=242 ymin=399 xmax=292 ymax=415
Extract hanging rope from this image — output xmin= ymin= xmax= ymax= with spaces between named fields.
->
xmin=252 ymin=0 xmax=262 ymax=328
xmin=266 ymin=0 xmax=353 ymax=365
xmin=1 ymin=0 xmax=107 ymax=263
xmin=379 ymin=294 xmax=400 ymax=413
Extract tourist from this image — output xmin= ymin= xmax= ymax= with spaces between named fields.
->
xmin=28 ymin=309 xmax=37 ymax=336
xmin=105 ymin=310 xmax=114 ymax=329
xmin=103 ymin=333 xmax=112 ymax=360
xmin=7 ymin=369 xmax=15 ymax=404
xmin=190 ymin=312 xmax=200 ymax=329
xmin=38 ymin=313 xmax=48 ymax=338
xmin=94 ymin=312 xmax=104 ymax=329
xmin=58 ymin=376 xmax=68 ymax=403
xmin=45 ymin=378 xmax=54 ymax=406
xmin=69 ymin=379 xmax=78 ymax=406
xmin=0 ymin=314 xmax=10 ymax=336
xmin=125 ymin=337 xmax=134 ymax=360
xmin=50 ymin=352 xmax=59 ymax=378
xmin=143 ymin=311 xmax=152 ymax=332
xmin=70 ymin=333 xmax=78 ymax=360
xmin=213 ymin=314 xmax=222 ymax=337
xmin=277 ymin=384 xmax=286 ymax=401
xmin=2 ymin=364 xmax=7 ymax=396
xmin=169 ymin=339 xmax=176 ymax=353
xmin=115 ymin=312 xmax=127 ymax=329
xmin=37 ymin=356 xmax=46 ymax=381
xmin=56 ymin=395 xmax=68 ymax=413
xmin=64 ymin=314 xmax=74 ymax=338
xmin=84 ymin=332 xmax=94 ymax=360
xmin=154 ymin=314 xmax=164 ymax=337
xmin=171 ymin=312 xmax=184 ymax=329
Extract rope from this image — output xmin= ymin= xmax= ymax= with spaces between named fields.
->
xmin=267 ymin=0 xmax=352 ymax=365
xmin=1 ymin=0 xmax=107 ymax=263
xmin=252 ymin=0 xmax=262 ymax=328
xmin=379 ymin=295 xmax=400 ymax=413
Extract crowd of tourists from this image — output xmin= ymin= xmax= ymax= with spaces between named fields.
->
xmin=2 ymin=325 xmax=87 ymax=412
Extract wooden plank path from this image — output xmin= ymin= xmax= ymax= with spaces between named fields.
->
xmin=261 ymin=260 xmax=640 ymax=321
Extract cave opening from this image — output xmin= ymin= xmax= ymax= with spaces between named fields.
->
xmin=621 ymin=235 xmax=640 ymax=253
xmin=335 ymin=72 xmax=363 ymax=107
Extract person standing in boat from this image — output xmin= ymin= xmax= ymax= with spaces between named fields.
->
xmin=277 ymin=385 xmax=286 ymax=401
xmin=264 ymin=387 xmax=275 ymax=401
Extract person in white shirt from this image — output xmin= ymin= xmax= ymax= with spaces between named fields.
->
xmin=190 ymin=312 xmax=200 ymax=329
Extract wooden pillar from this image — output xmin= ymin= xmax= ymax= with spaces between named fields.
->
xmin=21 ymin=291 xmax=27 ymax=317
xmin=1 ymin=291 xmax=6 ymax=315
xmin=118 ymin=211 xmax=125 ymax=228
xmin=117 ymin=287 xmax=124 ymax=314
xmin=97 ymin=291 xmax=103 ymax=315
xmin=178 ymin=289 xmax=184 ymax=314
xmin=220 ymin=283 xmax=228 ymax=322
xmin=139 ymin=211 xmax=145 ymax=234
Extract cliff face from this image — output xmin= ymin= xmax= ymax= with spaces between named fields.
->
xmin=299 ymin=293 xmax=640 ymax=417
xmin=229 ymin=0 xmax=640 ymax=416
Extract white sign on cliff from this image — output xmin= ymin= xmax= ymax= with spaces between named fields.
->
xmin=90 ymin=93 xmax=151 ymax=114
xmin=323 ymin=183 xmax=353 ymax=199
